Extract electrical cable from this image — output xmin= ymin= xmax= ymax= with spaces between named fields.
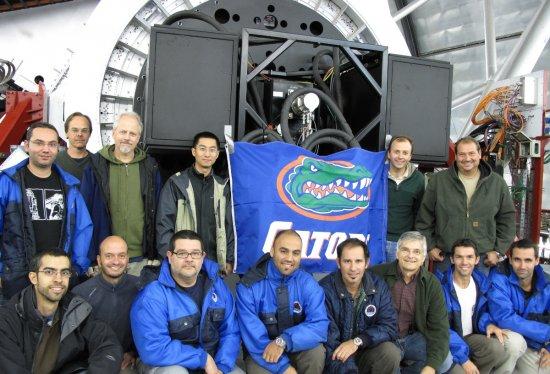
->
xmin=301 ymin=128 xmax=359 ymax=150
xmin=241 ymin=129 xmax=282 ymax=143
xmin=162 ymin=10 xmax=227 ymax=31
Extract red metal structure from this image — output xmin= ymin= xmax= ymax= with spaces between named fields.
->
xmin=0 ymin=83 xmax=46 ymax=160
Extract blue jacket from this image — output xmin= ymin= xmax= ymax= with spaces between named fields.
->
xmin=0 ymin=160 xmax=92 ymax=279
xmin=488 ymin=262 xmax=550 ymax=350
xmin=320 ymin=270 xmax=398 ymax=374
xmin=130 ymin=258 xmax=240 ymax=373
xmin=437 ymin=267 xmax=493 ymax=365
xmin=236 ymin=254 xmax=329 ymax=374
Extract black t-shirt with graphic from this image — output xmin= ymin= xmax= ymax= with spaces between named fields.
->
xmin=23 ymin=167 xmax=64 ymax=251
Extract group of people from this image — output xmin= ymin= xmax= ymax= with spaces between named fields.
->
xmin=0 ymin=111 xmax=547 ymax=373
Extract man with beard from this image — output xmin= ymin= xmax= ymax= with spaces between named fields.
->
xmin=237 ymin=229 xmax=328 ymax=374
xmin=81 ymin=112 xmax=162 ymax=276
xmin=437 ymin=239 xmax=509 ymax=374
xmin=0 ymin=249 xmax=122 ymax=372
xmin=56 ymin=112 xmax=93 ymax=181
xmin=73 ymin=236 xmax=141 ymax=373
xmin=0 ymin=122 xmax=92 ymax=299
xmin=488 ymin=239 xmax=550 ymax=373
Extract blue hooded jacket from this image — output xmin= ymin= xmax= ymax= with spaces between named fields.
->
xmin=320 ymin=270 xmax=398 ymax=373
xmin=130 ymin=258 xmax=240 ymax=373
xmin=437 ymin=266 xmax=493 ymax=365
xmin=236 ymin=253 xmax=329 ymax=374
xmin=0 ymin=159 xmax=92 ymax=279
xmin=488 ymin=262 xmax=550 ymax=350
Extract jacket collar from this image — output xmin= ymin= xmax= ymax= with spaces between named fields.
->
xmin=157 ymin=257 xmax=219 ymax=289
xmin=333 ymin=270 xmax=377 ymax=299
xmin=507 ymin=263 xmax=549 ymax=292
xmin=386 ymin=259 xmax=428 ymax=282
xmin=5 ymin=158 xmax=80 ymax=187
xmin=450 ymin=159 xmax=492 ymax=181
xmin=96 ymin=272 xmax=130 ymax=290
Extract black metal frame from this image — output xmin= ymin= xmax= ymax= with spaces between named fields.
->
xmin=238 ymin=28 xmax=388 ymax=150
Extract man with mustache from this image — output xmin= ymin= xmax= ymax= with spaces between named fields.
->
xmin=81 ymin=112 xmax=162 ymax=276
xmin=237 ymin=229 xmax=329 ymax=374
xmin=0 ymin=122 xmax=92 ymax=299
xmin=73 ymin=236 xmax=141 ymax=373
xmin=0 ymin=249 xmax=122 ymax=372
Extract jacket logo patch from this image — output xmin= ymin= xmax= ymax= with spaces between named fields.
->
xmin=472 ymin=221 xmax=479 ymax=227
xmin=293 ymin=301 xmax=302 ymax=314
xmin=212 ymin=292 xmax=218 ymax=303
xmin=365 ymin=304 xmax=377 ymax=317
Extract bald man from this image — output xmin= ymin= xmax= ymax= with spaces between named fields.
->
xmin=73 ymin=236 xmax=141 ymax=373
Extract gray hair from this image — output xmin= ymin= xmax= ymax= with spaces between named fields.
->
xmin=397 ymin=231 xmax=428 ymax=257
xmin=113 ymin=111 xmax=143 ymax=132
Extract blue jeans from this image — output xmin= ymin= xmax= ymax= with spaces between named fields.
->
xmin=386 ymin=240 xmax=399 ymax=262
xmin=397 ymin=332 xmax=453 ymax=373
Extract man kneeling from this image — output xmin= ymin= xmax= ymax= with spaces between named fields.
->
xmin=0 ymin=249 xmax=122 ymax=372
xmin=320 ymin=238 xmax=401 ymax=373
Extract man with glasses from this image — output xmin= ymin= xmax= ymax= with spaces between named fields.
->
xmin=0 ymin=249 xmax=122 ymax=372
xmin=0 ymin=122 xmax=92 ymax=299
xmin=157 ymin=131 xmax=234 ymax=275
xmin=131 ymin=230 xmax=242 ymax=373
xmin=73 ymin=236 xmax=141 ymax=373
xmin=56 ymin=112 xmax=93 ymax=181
xmin=81 ymin=112 xmax=162 ymax=276
xmin=371 ymin=231 xmax=451 ymax=374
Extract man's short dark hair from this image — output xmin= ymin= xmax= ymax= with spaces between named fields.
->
xmin=455 ymin=136 xmax=481 ymax=153
xmin=336 ymin=238 xmax=369 ymax=260
xmin=29 ymin=249 xmax=71 ymax=273
xmin=273 ymin=229 xmax=302 ymax=246
xmin=26 ymin=122 xmax=59 ymax=141
xmin=387 ymin=135 xmax=414 ymax=153
xmin=168 ymin=230 xmax=204 ymax=253
xmin=451 ymin=238 xmax=480 ymax=257
xmin=509 ymin=239 xmax=538 ymax=259
xmin=64 ymin=112 xmax=92 ymax=133
xmin=193 ymin=131 xmax=220 ymax=149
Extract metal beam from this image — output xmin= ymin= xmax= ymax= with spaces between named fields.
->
xmin=392 ymin=0 xmax=430 ymax=23
xmin=451 ymin=86 xmax=484 ymax=110
xmin=393 ymin=0 xmax=420 ymax=56
xmin=483 ymin=0 xmax=497 ymax=79
xmin=246 ymin=39 xmax=295 ymax=82
xmin=458 ymin=0 xmax=550 ymax=138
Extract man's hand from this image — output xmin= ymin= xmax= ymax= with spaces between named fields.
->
xmin=332 ymin=340 xmax=359 ymax=362
xmin=263 ymin=341 xmax=285 ymax=363
xmin=540 ymin=348 xmax=550 ymax=368
xmin=283 ymin=366 xmax=298 ymax=374
xmin=420 ymin=366 xmax=436 ymax=374
xmin=205 ymin=354 xmax=222 ymax=374
xmin=461 ymin=360 xmax=480 ymax=374
xmin=120 ymin=351 xmax=136 ymax=370
xmin=486 ymin=324 xmax=507 ymax=344
xmin=484 ymin=251 xmax=499 ymax=267
xmin=428 ymin=247 xmax=444 ymax=262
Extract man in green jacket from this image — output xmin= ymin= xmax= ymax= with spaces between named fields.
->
xmin=371 ymin=231 xmax=451 ymax=374
xmin=386 ymin=135 xmax=425 ymax=262
xmin=416 ymin=136 xmax=516 ymax=273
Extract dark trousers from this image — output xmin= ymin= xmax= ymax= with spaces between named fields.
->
xmin=356 ymin=341 xmax=401 ymax=373
xmin=245 ymin=344 xmax=325 ymax=374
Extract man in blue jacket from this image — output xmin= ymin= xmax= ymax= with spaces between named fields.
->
xmin=131 ymin=230 xmax=242 ymax=374
xmin=488 ymin=239 xmax=550 ymax=373
xmin=0 ymin=122 xmax=92 ymax=299
xmin=320 ymin=238 xmax=400 ymax=373
xmin=236 ymin=229 xmax=329 ymax=374
xmin=437 ymin=239 xmax=509 ymax=373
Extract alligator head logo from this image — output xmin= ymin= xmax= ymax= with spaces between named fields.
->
xmin=276 ymin=156 xmax=372 ymax=221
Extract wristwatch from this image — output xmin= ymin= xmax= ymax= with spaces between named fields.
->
xmin=275 ymin=336 xmax=287 ymax=348
xmin=353 ymin=337 xmax=363 ymax=347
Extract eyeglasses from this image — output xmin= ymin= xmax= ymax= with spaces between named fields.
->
xmin=195 ymin=146 xmax=219 ymax=154
xmin=399 ymin=248 xmax=423 ymax=256
xmin=30 ymin=140 xmax=59 ymax=149
xmin=37 ymin=269 xmax=72 ymax=278
xmin=171 ymin=250 xmax=203 ymax=259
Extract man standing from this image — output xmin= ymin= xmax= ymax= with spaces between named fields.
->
xmin=236 ymin=229 xmax=328 ymax=374
xmin=371 ymin=231 xmax=451 ymax=374
xmin=81 ymin=112 xmax=161 ymax=275
xmin=320 ymin=238 xmax=400 ymax=373
xmin=488 ymin=239 xmax=550 ymax=373
xmin=437 ymin=238 xmax=509 ymax=374
xmin=0 ymin=249 xmax=122 ymax=372
xmin=73 ymin=236 xmax=141 ymax=373
xmin=0 ymin=122 xmax=92 ymax=299
xmin=131 ymin=230 xmax=242 ymax=373
xmin=416 ymin=136 xmax=516 ymax=272
xmin=386 ymin=135 xmax=425 ymax=262
xmin=56 ymin=112 xmax=93 ymax=181
xmin=157 ymin=131 xmax=234 ymax=275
